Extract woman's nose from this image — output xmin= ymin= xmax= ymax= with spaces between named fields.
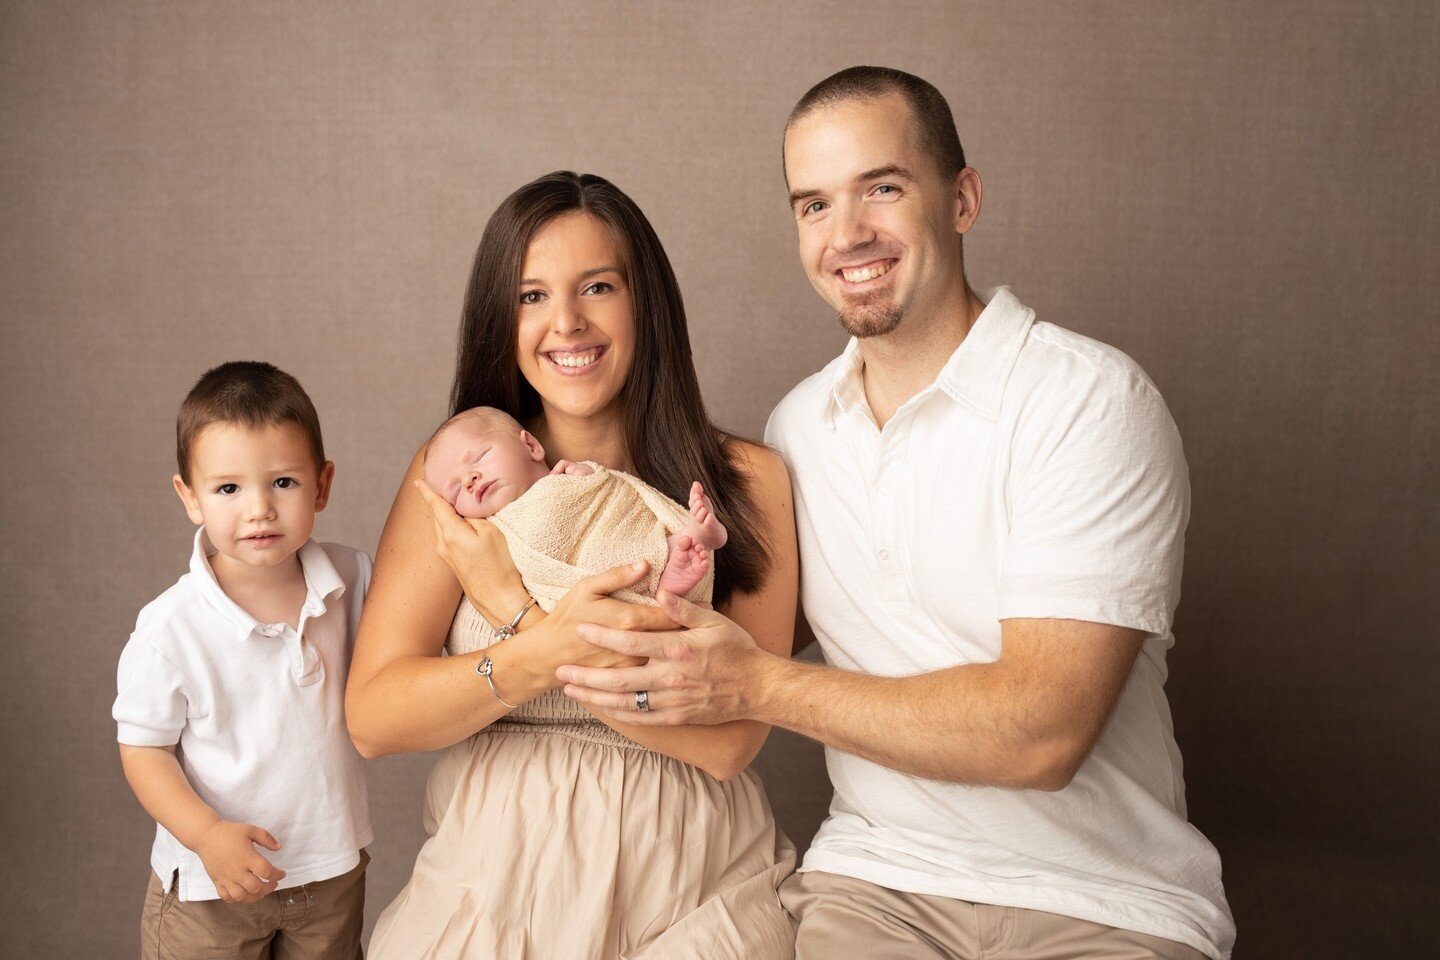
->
xmin=550 ymin=296 xmax=586 ymax=336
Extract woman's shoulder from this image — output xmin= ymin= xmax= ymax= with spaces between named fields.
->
xmin=722 ymin=436 xmax=791 ymax=499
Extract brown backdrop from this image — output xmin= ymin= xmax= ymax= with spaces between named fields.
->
xmin=2 ymin=2 xmax=1435 ymax=957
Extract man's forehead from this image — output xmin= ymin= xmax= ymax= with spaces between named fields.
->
xmin=784 ymin=94 xmax=924 ymax=186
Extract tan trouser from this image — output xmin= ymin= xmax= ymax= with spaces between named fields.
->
xmin=139 ymin=849 xmax=367 ymax=960
xmin=780 ymin=870 xmax=1209 ymax=960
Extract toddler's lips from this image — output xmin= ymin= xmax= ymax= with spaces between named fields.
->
xmin=244 ymin=532 xmax=282 ymax=546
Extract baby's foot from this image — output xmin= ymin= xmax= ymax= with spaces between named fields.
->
xmin=658 ymin=533 xmax=711 ymax=597
xmin=686 ymin=482 xmax=728 ymax=550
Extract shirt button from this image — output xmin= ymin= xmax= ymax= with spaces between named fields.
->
xmin=878 ymin=549 xmax=889 ymax=561
xmin=877 ymin=486 xmax=889 ymax=498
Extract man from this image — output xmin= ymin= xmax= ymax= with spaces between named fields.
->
xmin=559 ymin=66 xmax=1234 ymax=959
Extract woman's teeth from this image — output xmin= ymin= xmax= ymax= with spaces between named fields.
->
xmin=551 ymin=349 xmax=600 ymax=368
xmin=841 ymin=261 xmax=893 ymax=283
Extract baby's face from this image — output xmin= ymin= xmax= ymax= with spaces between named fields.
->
xmin=425 ymin=424 xmax=545 ymax=519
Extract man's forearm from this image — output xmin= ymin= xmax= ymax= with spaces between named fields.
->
xmin=747 ymin=653 xmax=1069 ymax=789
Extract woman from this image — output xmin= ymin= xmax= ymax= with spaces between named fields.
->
xmin=346 ymin=171 xmax=798 ymax=959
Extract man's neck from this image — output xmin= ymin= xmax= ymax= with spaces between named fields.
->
xmin=858 ymin=284 xmax=986 ymax=428
xmin=530 ymin=405 xmax=633 ymax=473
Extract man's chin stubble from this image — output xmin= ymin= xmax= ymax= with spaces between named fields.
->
xmin=838 ymin=302 xmax=904 ymax=339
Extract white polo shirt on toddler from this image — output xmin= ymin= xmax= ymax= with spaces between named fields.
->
xmin=113 ymin=528 xmax=374 ymax=901
xmin=765 ymin=287 xmax=1235 ymax=958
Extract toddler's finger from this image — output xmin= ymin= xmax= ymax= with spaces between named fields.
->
xmin=248 ymin=825 xmax=282 ymax=850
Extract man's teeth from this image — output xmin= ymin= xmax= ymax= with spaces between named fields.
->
xmin=552 ymin=350 xmax=600 ymax=368
xmin=841 ymin=262 xmax=892 ymax=283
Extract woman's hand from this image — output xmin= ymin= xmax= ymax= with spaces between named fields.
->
xmin=413 ymin=478 xmax=527 ymax=624
xmin=528 ymin=561 xmax=679 ymax=672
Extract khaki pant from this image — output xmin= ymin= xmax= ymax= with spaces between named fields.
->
xmin=780 ymin=870 xmax=1209 ymax=960
xmin=139 ymin=850 xmax=367 ymax=960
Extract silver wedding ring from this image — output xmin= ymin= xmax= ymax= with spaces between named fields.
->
xmin=635 ymin=690 xmax=651 ymax=712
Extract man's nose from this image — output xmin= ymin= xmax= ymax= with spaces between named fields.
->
xmin=830 ymin=201 xmax=876 ymax=254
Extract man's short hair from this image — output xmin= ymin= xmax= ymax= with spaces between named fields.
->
xmin=176 ymin=361 xmax=325 ymax=484
xmin=787 ymin=66 xmax=966 ymax=178
xmin=423 ymin=407 xmax=524 ymax=467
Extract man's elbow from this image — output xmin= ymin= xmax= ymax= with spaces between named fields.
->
xmin=1018 ymin=738 xmax=1089 ymax=792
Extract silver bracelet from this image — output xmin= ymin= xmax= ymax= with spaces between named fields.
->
xmin=476 ymin=657 xmax=519 ymax=709
xmin=494 ymin=597 xmax=537 ymax=641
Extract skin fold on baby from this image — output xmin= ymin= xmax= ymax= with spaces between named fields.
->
xmin=423 ymin=407 xmax=728 ymax=599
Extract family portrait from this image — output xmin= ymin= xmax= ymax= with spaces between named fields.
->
xmin=3 ymin=3 xmax=1433 ymax=958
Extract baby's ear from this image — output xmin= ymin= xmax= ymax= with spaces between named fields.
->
xmin=519 ymin=430 xmax=546 ymax=462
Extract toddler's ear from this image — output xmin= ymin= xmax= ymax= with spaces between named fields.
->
xmin=519 ymin=430 xmax=546 ymax=462
xmin=313 ymin=461 xmax=336 ymax=512
xmin=171 ymin=474 xmax=204 ymax=526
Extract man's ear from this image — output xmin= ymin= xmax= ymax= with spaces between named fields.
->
xmin=953 ymin=166 xmax=983 ymax=235
xmin=313 ymin=461 xmax=336 ymax=513
xmin=519 ymin=430 xmax=546 ymax=462
xmin=172 ymin=474 xmax=204 ymax=526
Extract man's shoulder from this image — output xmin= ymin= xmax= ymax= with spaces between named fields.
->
xmin=765 ymin=353 xmax=849 ymax=443
xmin=1007 ymin=320 xmax=1166 ymax=413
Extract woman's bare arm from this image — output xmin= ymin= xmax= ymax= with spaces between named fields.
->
xmin=346 ymin=446 xmax=664 ymax=758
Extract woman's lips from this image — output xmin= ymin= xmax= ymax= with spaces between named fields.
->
xmin=544 ymin=345 xmax=607 ymax=377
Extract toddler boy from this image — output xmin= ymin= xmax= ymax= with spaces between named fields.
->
xmin=113 ymin=361 xmax=372 ymax=959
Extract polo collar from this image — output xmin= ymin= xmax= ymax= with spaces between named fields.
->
xmin=820 ymin=285 xmax=1036 ymax=427
xmin=189 ymin=527 xmax=346 ymax=642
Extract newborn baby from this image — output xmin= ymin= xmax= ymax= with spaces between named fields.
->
xmin=423 ymin=407 xmax=726 ymax=600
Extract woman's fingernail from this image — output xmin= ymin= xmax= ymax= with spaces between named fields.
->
xmin=631 ymin=560 xmax=646 ymax=571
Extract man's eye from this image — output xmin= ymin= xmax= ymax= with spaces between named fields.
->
xmin=803 ymin=200 xmax=827 ymax=216
xmin=874 ymin=184 xmax=898 ymax=195
xmin=520 ymin=290 xmax=546 ymax=305
xmin=217 ymin=483 xmax=238 ymax=495
xmin=274 ymin=477 xmax=298 ymax=489
xmin=583 ymin=282 xmax=613 ymax=295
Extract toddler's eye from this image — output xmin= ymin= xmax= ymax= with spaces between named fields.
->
xmin=274 ymin=477 xmax=298 ymax=489
xmin=217 ymin=483 xmax=238 ymax=495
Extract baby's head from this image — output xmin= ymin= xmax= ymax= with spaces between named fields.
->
xmin=424 ymin=407 xmax=551 ymax=518
xmin=172 ymin=361 xmax=334 ymax=569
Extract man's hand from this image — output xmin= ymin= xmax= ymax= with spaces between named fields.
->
xmin=557 ymin=589 xmax=773 ymax=725
xmin=194 ymin=820 xmax=286 ymax=904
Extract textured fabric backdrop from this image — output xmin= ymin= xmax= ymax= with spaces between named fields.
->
xmin=2 ymin=2 xmax=1435 ymax=956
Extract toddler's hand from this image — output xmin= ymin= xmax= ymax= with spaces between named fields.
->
xmin=194 ymin=820 xmax=286 ymax=904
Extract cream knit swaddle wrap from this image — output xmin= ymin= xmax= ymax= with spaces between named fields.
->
xmin=488 ymin=462 xmax=712 ymax=611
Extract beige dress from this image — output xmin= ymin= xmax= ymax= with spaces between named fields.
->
xmin=369 ymin=468 xmax=797 ymax=960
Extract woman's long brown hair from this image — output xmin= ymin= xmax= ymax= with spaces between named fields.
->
xmin=449 ymin=171 xmax=768 ymax=605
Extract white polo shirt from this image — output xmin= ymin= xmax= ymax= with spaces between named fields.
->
xmin=113 ymin=528 xmax=374 ymax=901
xmin=765 ymin=287 xmax=1235 ymax=959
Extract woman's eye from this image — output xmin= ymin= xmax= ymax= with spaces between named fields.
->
xmin=217 ymin=483 xmax=238 ymax=495
xmin=520 ymin=290 xmax=546 ymax=305
xmin=274 ymin=477 xmax=298 ymax=489
xmin=583 ymin=282 xmax=613 ymax=295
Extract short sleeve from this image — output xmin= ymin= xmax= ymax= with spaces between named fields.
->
xmin=998 ymin=371 xmax=1190 ymax=637
xmin=113 ymin=638 xmax=189 ymax=746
